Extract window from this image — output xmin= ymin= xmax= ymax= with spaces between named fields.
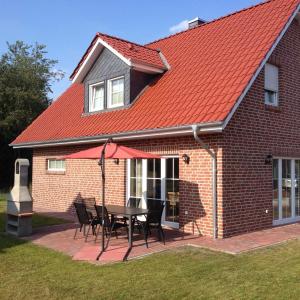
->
xmin=108 ymin=77 xmax=124 ymax=108
xmin=47 ymin=159 xmax=65 ymax=172
xmin=89 ymin=82 xmax=104 ymax=112
xmin=265 ymin=63 xmax=279 ymax=106
xmin=147 ymin=159 xmax=161 ymax=200
xmin=129 ymin=159 xmax=142 ymax=201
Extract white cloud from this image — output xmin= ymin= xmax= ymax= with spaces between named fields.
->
xmin=169 ymin=20 xmax=189 ymax=34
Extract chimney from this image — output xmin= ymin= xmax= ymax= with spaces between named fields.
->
xmin=188 ymin=17 xmax=206 ymax=29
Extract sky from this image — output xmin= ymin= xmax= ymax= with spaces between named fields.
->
xmin=0 ymin=0 xmax=261 ymax=100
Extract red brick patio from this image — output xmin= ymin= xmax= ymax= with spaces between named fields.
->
xmin=22 ymin=221 xmax=300 ymax=264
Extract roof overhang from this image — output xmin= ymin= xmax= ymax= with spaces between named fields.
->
xmin=71 ymin=37 xmax=166 ymax=83
xmin=11 ymin=122 xmax=223 ymax=149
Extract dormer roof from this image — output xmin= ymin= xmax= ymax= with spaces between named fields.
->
xmin=70 ymin=32 xmax=168 ymax=83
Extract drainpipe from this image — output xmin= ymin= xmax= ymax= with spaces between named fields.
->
xmin=192 ymin=125 xmax=218 ymax=239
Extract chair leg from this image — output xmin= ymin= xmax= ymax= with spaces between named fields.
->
xmin=160 ymin=226 xmax=165 ymax=245
xmin=85 ymin=224 xmax=91 ymax=242
xmin=143 ymin=225 xmax=149 ymax=248
xmin=74 ymin=224 xmax=82 ymax=239
xmin=94 ymin=225 xmax=101 ymax=243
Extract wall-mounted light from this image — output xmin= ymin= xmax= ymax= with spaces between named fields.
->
xmin=114 ymin=158 xmax=119 ymax=165
xmin=265 ymin=154 xmax=273 ymax=165
xmin=182 ymin=154 xmax=190 ymax=164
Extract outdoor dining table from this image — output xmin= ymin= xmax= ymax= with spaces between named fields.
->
xmin=97 ymin=204 xmax=149 ymax=261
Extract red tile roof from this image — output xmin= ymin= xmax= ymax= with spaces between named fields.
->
xmin=12 ymin=0 xmax=300 ymax=146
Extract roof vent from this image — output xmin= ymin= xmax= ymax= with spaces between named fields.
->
xmin=188 ymin=17 xmax=206 ymax=29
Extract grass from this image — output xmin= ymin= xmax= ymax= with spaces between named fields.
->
xmin=1 ymin=195 xmax=300 ymax=299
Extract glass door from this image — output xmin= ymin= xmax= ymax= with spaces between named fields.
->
xmin=164 ymin=158 xmax=179 ymax=226
xmin=127 ymin=157 xmax=180 ymax=228
xmin=273 ymin=158 xmax=300 ymax=225
xmin=282 ymin=159 xmax=292 ymax=219
xmin=295 ymin=160 xmax=300 ymax=217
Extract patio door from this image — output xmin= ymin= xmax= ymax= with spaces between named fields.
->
xmin=127 ymin=157 xmax=179 ymax=228
xmin=273 ymin=158 xmax=300 ymax=225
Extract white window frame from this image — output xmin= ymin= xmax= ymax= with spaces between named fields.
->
xmin=47 ymin=159 xmax=66 ymax=172
xmin=273 ymin=157 xmax=300 ymax=226
xmin=89 ymin=81 xmax=104 ymax=112
xmin=264 ymin=63 xmax=279 ymax=107
xmin=107 ymin=76 xmax=125 ymax=108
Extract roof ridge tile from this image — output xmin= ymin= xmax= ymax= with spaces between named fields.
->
xmin=146 ymin=0 xmax=276 ymax=46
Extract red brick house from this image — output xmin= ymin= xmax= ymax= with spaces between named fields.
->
xmin=11 ymin=0 xmax=300 ymax=238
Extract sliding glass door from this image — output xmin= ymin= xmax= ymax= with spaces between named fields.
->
xmin=127 ymin=157 xmax=179 ymax=228
xmin=273 ymin=158 xmax=300 ymax=225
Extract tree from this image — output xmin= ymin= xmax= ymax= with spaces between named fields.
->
xmin=0 ymin=41 xmax=64 ymax=189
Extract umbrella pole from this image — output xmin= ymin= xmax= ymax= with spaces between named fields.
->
xmin=101 ymin=153 xmax=105 ymax=253
xmin=97 ymin=138 xmax=111 ymax=260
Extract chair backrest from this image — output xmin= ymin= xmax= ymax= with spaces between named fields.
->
xmin=127 ymin=197 xmax=141 ymax=208
xmin=74 ymin=202 xmax=91 ymax=225
xmin=147 ymin=199 xmax=165 ymax=224
xmin=147 ymin=199 xmax=164 ymax=211
xmin=81 ymin=197 xmax=96 ymax=210
xmin=94 ymin=205 xmax=110 ymax=227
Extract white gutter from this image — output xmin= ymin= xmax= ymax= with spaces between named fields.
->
xmin=192 ymin=125 xmax=218 ymax=239
xmin=11 ymin=122 xmax=223 ymax=149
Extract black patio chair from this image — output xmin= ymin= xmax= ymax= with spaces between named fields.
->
xmin=94 ymin=205 xmax=129 ymax=247
xmin=81 ymin=197 xmax=97 ymax=219
xmin=114 ymin=197 xmax=141 ymax=223
xmin=139 ymin=199 xmax=165 ymax=248
xmin=73 ymin=202 xmax=101 ymax=242
xmin=127 ymin=197 xmax=141 ymax=208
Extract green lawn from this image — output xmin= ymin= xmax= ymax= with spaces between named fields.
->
xmin=1 ymin=195 xmax=300 ymax=299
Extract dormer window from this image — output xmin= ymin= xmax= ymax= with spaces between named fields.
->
xmin=89 ymin=82 xmax=104 ymax=112
xmin=265 ymin=63 xmax=279 ymax=106
xmin=108 ymin=76 xmax=124 ymax=108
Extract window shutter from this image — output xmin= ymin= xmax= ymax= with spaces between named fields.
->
xmin=265 ymin=63 xmax=278 ymax=92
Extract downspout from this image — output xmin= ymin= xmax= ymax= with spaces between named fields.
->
xmin=192 ymin=125 xmax=218 ymax=239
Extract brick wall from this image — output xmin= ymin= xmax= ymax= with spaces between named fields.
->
xmin=32 ymin=136 xmax=223 ymax=237
xmin=221 ymin=19 xmax=300 ymax=237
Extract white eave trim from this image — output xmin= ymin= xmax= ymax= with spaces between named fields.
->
xmin=222 ymin=4 xmax=300 ymax=130
xmin=130 ymin=61 xmax=165 ymax=74
xmin=72 ymin=37 xmax=166 ymax=83
xmin=11 ymin=122 xmax=223 ymax=149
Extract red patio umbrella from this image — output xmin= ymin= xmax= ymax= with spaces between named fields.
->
xmin=64 ymin=142 xmax=160 ymax=160
xmin=64 ymin=139 xmax=160 ymax=257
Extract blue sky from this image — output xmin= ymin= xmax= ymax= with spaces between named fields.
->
xmin=0 ymin=0 xmax=261 ymax=100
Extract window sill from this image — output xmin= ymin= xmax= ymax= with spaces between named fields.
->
xmin=82 ymin=104 xmax=130 ymax=117
xmin=46 ymin=171 xmax=66 ymax=175
xmin=264 ymin=104 xmax=282 ymax=113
